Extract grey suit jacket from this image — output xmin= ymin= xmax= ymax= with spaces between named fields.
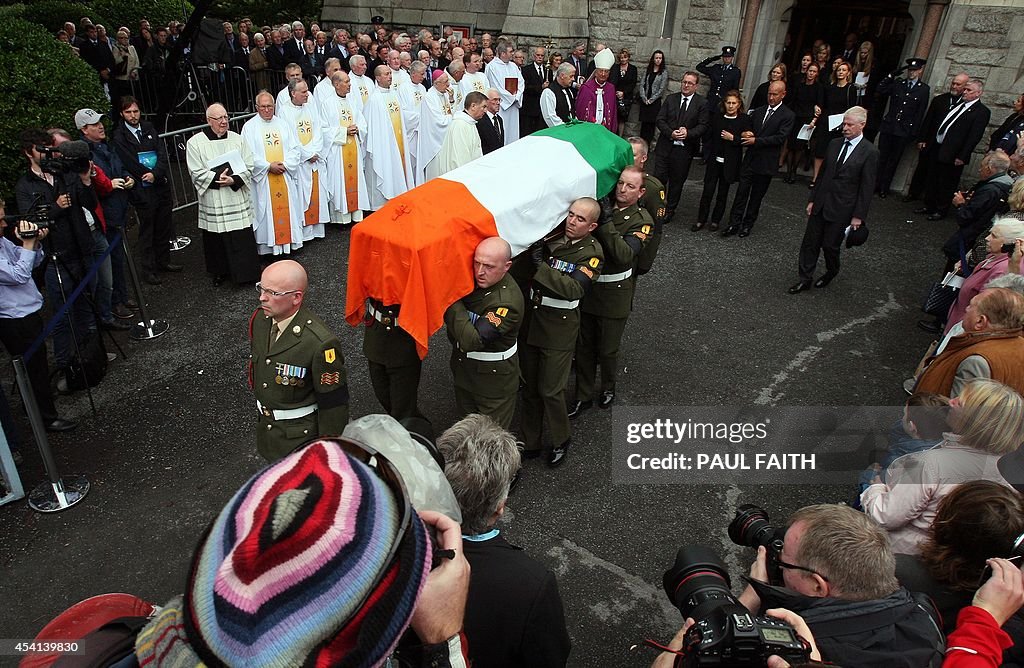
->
xmin=810 ymin=136 xmax=879 ymax=223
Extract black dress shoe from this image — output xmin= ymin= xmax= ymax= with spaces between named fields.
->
xmin=720 ymin=225 xmax=739 ymax=237
xmin=913 ymin=207 xmax=932 ymax=215
xmin=45 ymin=418 xmax=77 ymax=433
xmin=709 ymin=222 xmax=719 ymax=232
xmin=813 ymin=274 xmax=836 ymax=289
xmin=691 ymin=221 xmax=706 ymax=231
xmin=520 ymin=448 xmax=542 ymax=460
xmin=788 ymin=281 xmax=812 ymax=294
xmin=598 ymin=390 xmax=615 ymax=409
xmin=143 ymin=271 xmax=162 ymax=285
xmin=547 ymin=440 xmax=570 ymax=468
xmin=927 ymin=213 xmax=945 ymax=221
xmin=158 ymin=262 xmax=184 ymax=272
xmin=567 ymin=399 xmax=592 ymax=420
xmin=100 ymin=318 xmax=131 ymax=331
xmin=878 ymin=191 xmax=888 ymax=199
xmin=738 ymin=227 xmax=751 ymax=238
xmin=917 ymin=319 xmax=943 ymax=335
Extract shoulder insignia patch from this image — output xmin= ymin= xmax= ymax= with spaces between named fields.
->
xmin=324 ymin=348 xmax=336 ymax=364
xmin=642 ymin=224 xmax=652 ymax=234
xmin=588 ymin=257 xmax=600 ymax=268
xmin=496 ymin=307 xmax=509 ymax=317
xmin=660 ymin=190 xmax=666 ymax=199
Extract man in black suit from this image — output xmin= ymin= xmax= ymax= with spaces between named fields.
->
xmin=653 ymin=71 xmax=709 ymax=221
xmin=904 ymin=73 xmax=969 ymax=201
xmin=722 ymin=80 xmax=794 ymax=238
xmin=521 ymin=46 xmax=547 ymax=136
xmin=567 ymin=41 xmax=588 ymax=89
xmin=917 ymin=78 xmax=990 ymax=220
xmin=283 ymin=22 xmax=305 ymax=63
xmin=223 ymin=21 xmax=238 ymax=54
xmin=478 ymin=89 xmax=504 ymax=154
xmin=328 ymin=29 xmax=351 ymax=71
xmin=267 ymin=30 xmax=288 ymax=71
xmin=790 ymin=106 xmax=879 ymax=293
xmin=111 ymin=96 xmax=174 ymax=285
xmin=234 ymin=32 xmax=251 ymax=71
xmin=437 ymin=414 xmax=571 ymax=668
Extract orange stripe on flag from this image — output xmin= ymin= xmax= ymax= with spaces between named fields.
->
xmin=345 ymin=178 xmax=498 ymax=358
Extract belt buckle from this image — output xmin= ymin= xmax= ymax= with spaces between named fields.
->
xmin=262 ymin=408 xmax=272 ymax=417
xmin=532 ymin=290 xmax=543 ymax=306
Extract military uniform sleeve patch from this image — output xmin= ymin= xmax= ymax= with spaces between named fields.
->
xmin=486 ymin=312 xmax=502 ymax=327
xmin=321 ymin=371 xmax=341 ymax=385
xmin=324 ymin=348 xmax=336 ymax=364
xmin=496 ymin=307 xmax=508 ymax=317
xmin=579 ymin=266 xmax=594 ymax=279
xmin=642 ymin=224 xmax=652 ymax=234
xmin=588 ymin=257 xmax=600 ymax=268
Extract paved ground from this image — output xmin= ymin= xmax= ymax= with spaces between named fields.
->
xmin=0 ymin=165 xmax=947 ymax=666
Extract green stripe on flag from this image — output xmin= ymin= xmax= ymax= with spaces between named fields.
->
xmin=534 ymin=121 xmax=634 ymax=197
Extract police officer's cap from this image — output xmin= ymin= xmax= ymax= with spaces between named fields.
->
xmin=721 ymin=46 xmax=736 ymax=58
xmin=905 ymin=57 xmax=926 ymax=70
xmin=371 ymin=15 xmax=385 ymax=24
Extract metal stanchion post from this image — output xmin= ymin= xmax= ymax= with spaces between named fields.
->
xmin=12 ymin=357 xmax=89 ymax=512
xmin=120 ymin=235 xmax=170 ymax=340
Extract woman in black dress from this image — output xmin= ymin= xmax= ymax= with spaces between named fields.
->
xmin=810 ymin=60 xmax=857 ymax=184
xmin=638 ymin=50 xmax=667 ymax=145
xmin=545 ymin=52 xmax=563 ymax=84
xmin=694 ymin=90 xmax=752 ymax=232
xmin=751 ymin=62 xmax=786 ymax=110
xmin=609 ymin=48 xmax=638 ymax=136
xmin=784 ymin=63 xmax=824 ymax=185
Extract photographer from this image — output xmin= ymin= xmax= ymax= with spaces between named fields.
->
xmin=0 ymin=200 xmax=75 ymax=433
xmin=15 ymin=128 xmax=99 ymax=380
xmin=945 ymin=558 xmax=1024 ymax=667
xmin=736 ymin=504 xmax=944 ymax=666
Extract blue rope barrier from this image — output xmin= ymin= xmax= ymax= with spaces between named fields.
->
xmin=22 ymin=229 xmax=123 ymax=365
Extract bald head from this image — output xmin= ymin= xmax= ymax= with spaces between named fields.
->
xmin=258 ymin=260 xmax=308 ymax=319
xmin=473 ymin=237 xmax=513 ymax=288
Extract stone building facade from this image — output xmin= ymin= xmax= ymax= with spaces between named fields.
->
xmin=322 ymin=0 xmax=1024 ymax=188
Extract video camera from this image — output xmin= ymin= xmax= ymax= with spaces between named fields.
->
xmin=1 ymin=205 xmax=51 ymax=239
xmin=662 ymin=544 xmax=810 ymax=667
xmin=36 ymin=140 xmax=91 ymax=176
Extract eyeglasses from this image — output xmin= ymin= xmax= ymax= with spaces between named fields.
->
xmin=207 ymin=115 xmax=229 ymax=122
xmin=255 ymin=282 xmax=300 ymax=297
xmin=777 ymin=559 xmax=829 ymax=581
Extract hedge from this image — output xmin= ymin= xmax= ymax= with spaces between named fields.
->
xmin=0 ymin=15 xmax=107 ymax=201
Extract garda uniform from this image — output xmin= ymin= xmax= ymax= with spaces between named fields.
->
xmin=250 ymin=305 xmax=349 ymax=461
xmin=696 ymin=47 xmax=741 ymax=110
xmin=362 ymin=299 xmax=424 ymax=420
xmin=876 ymin=58 xmax=931 ymax=196
xmin=444 ymin=272 xmax=524 ymax=429
xmin=574 ymin=203 xmax=652 ymax=403
xmin=636 ymin=172 xmax=666 ymax=276
xmin=520 ymin=234 xmax=604 ymax=455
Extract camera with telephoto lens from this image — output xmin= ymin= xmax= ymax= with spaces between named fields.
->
xmin=729 ymin=504 xmax=786 ymax=585
xmin=662 ymin=545 xmax=810 ymax=667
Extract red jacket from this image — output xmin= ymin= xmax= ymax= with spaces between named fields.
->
xmin=943 ymin=606 xmax=1013 ymax=667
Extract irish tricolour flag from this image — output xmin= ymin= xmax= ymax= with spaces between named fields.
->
xmin=345 ymin=122 xmax=633 ymax=356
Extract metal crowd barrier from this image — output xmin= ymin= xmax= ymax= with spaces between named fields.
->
xmin=158 ymin=114 xmax=255 ymax=212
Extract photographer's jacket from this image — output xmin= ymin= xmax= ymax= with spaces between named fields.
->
xmin=747 ymin=579 xmax=944 ymax=668
xmin=15 ymin=170 xmax=95 ymax=263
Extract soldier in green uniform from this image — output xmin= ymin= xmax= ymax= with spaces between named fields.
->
xmin=570 ymin=166 xmax=652 ymax=417
xmin=249 ymin=260 xmax=349 ymax=461
xmin=444 ymin=237 xmax=524 ymax=429
xmin=362 ymin=299 xmax=424 ymax=421
xmin=520 ymin=198 xmax=604 ymax=467
xmin=629 ymin=136 xmax=666 ymax=276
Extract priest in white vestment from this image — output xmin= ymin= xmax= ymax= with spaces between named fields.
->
xmin=321 ymin=71 xmax=369 ymax=224
xmin=276 ymin=79 xmax=328 ymax=241
xmin=185 ymin=103 xmax=260 ymax=284
xmin=349 ymin=55 xmax=375 ymax=108
xmin=363 ymin=65 xmax=415 ymax=210
xmin=460 ymin=53 xmax=488 ymax=99
xmin=427 ymin=91 xmax=487 ymax=180
xmin=399 ymin=61 xmax=429 ymax=178
xmin=485 ymin=42 xmax=525 ymax=145
xmin=415 ymin=70 xmax=455 ymax=185
xmin=313 ymin=57 xmax=344 ymax=113
xmin=240 ymin=92 xmax=305 ymax=255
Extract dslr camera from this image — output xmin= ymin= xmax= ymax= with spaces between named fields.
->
xmin=662 ymin=545 xmax=810 ymax=667
xmin=728 ymin=504 xmax=787 ymax=585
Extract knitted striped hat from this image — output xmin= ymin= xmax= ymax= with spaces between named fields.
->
xmin=182 ymin=439 xmax=432 ymax=667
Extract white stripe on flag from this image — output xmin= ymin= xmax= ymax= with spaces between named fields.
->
xmin=441 ymin=135 xmax=598 ymax=255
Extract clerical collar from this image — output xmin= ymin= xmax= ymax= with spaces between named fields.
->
xmin=203 ymin=127 xmax=229 ymax=140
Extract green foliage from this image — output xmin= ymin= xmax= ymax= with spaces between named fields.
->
xmin=208 ymin=0 xmax=320 ymax=28
xmin=8 ymin=1 xmax=111 ymax=34
xmin=0 ymin=16 xmax=107 ymax=200
xmin=89 ymin=0 xmax=194 ymax=31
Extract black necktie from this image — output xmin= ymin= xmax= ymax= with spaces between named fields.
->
xmin=837 ymin=140 xmax=851 ymax=165
xmin=764 ymin=106 xmax=774 ymax=125
xmin=680 ymin=96 xmax=688 ymax=113
xmin=494 ymin=115 xmax=503 ymax=143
